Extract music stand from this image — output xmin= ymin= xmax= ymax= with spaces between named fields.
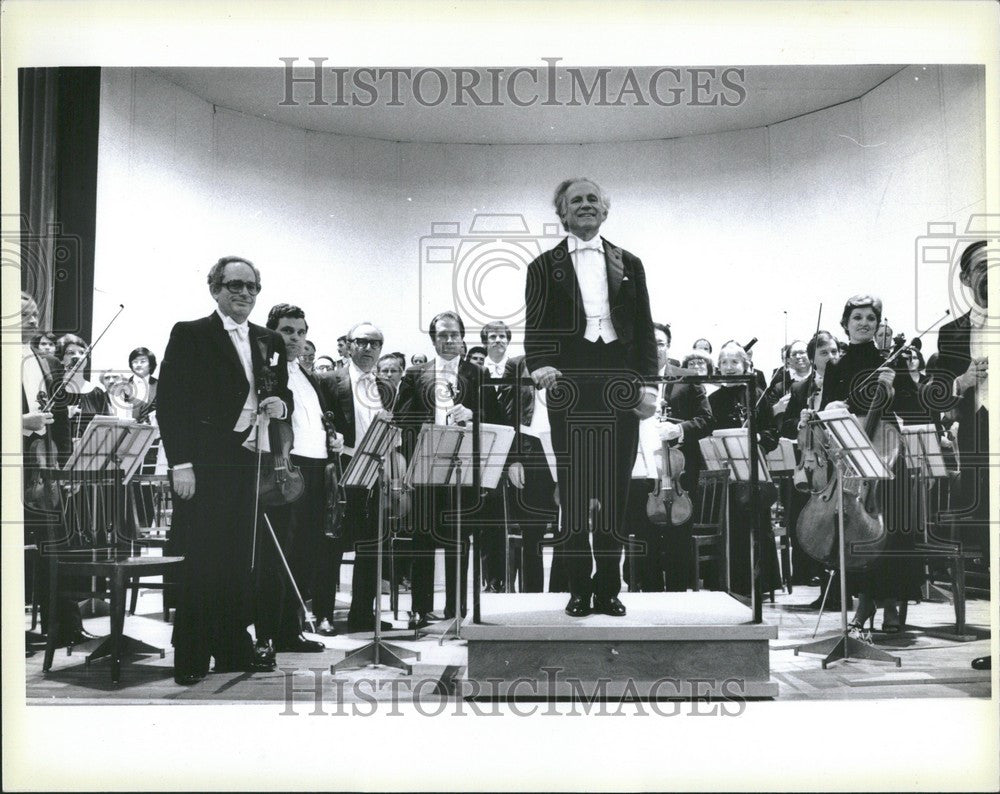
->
xmin=794 ymin=409 xmax=901 ymax=668
xmin=404 ymin=422 xmax=514 ymax=643
xmin=331 ymin=418 xmax=419 ymax=673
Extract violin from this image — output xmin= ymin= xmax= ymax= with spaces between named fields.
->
xmin=646 ymin=392 xmax=693 ymax=526
xmin=258 ymin=417 xmax=305 ymax=506
xmin=24 ymin=387 xmax=61 ymax=513
xmin=321 ymin=411 xmax=348 ymax=539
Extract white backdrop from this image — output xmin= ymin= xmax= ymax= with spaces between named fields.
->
xmin=91 ymin=64 xmax=986 ymax=376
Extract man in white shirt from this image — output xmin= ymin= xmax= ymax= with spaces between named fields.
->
xmin=157 ymin=257 xmax=292 ymax=685
xmin=524 ymin=178 xmax=658 ymax=618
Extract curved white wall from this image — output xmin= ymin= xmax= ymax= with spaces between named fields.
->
xmin=93 ymin=65 xmax=985 ymax=375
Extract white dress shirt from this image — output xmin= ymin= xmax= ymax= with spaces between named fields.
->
xmin=965 ymin=305 xmax=989 ymax=413
xmin=288 ymin=359 xmax=327 ymax=459
xmin=346 ymin=361 xmax=382 ymax=455
xmin=217 ymin=308 xmax=259 ymax=433
xmin=485 ymin=353 xmax=508 ymax=380
xmin=568 ymin=233 xmax=617 ymax=343
xmin=433 ymin=356 xmax=460 ymax=426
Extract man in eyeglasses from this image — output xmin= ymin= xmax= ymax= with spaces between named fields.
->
xmin=158 ymin=256 xmax=293 ymax=685
xmin=316 ymin=321 xmax=396 ymax=632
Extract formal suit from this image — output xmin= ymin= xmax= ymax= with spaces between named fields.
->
xmin=394 ymin=357 xmax=501 ymax=616
xmin=317 ymin=364 xmax=395 ymax=627
xmin=636 ymin=374 xmax=713 ymax=591
xmin=523 ymin=236 xmax=657 ymax=603
xmin=157 ymin=311 xmax=292 ymax=676
xmin=498 ymin=355 xmax=559 ymax=593
xmin=933 ymin=311 xmax=990 ymax=554
xmin=257 ymin=362 xmax=337 ymax=643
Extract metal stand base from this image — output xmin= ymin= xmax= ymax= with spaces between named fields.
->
xmin=331 ymin=641 xmax=419 ymax=674
xmin=78 ymin=597 xmax=111 ymax=618
xmin=76 ymin=634 xmax=166 ymax=663
xmin=795 ymin=632 xmax=901 ymax=668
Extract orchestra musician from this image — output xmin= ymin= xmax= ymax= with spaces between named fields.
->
xmin=820 ymin=294 xmax=923 ymax=635
xmin=709 ymin=340 xmax=782 ymax=596
xmin=157 ymin=256 xmax=292 ymax=685
xmin=318 ymin=321 xmax=396 ymax=633
xmin=393 ymin=311 xmax=501 ymax=628
xmin=781 ymin=330 xmax=843 ymax=599
xmin=637 ymin=322 xmax=713 ymax=591
xmin=56 ymin=333 xmax=111 ymax=440
xmin=524 ymin=177 xmax=658 ymax=618
xmin=931 ymin=240 xmax=990 ymax=670
xmin=254 ymin=303 xmax=337 ymax=657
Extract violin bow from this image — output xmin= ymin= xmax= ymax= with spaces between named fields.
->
xmin=853 ymin=309 xmax=951 ymax=392
xmin=42 ymin=303 xmax=126 ymax=412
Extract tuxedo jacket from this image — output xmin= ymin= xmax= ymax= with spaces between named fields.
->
xmin=523 ymin=237 xmax=657 ymax=379
xmin=933 ymin=311 xmax=986 ymax=455
xmin=157 ymin=311 xmax=292 ymax=467
xmin=314 ymin=365 xmax=394 ymax=449
xmin=21 ymin=349 xmax=71 ymax=461
xmin=393 ymin=358 xmax=501 ymax=461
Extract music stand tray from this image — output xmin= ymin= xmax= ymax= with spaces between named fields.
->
xmin=403 ymin=422 xmax=514 ymax=643
xmin=331 ymin=418 xmax=419 ymax=674
xmin=793 ymin=409 xmax=901 ymax=668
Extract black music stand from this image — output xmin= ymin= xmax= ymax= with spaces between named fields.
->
xmin=331 ymin=418 xmax=418 ymax=673
xmin=793 ymin=409 xmax=900 ymax=668
xmin=405 ymin=422 xmax=514 ymax=643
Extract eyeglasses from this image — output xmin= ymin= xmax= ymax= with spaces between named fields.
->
xmin=221 ymin=280 xmax=261 ymax=295
xmin=351 ymin=338 xmax=383 ymax=349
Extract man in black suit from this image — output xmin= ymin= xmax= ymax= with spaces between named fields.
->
xmin=499 ymin=354 xmax=560 ymax=593
xmin=933 ymin=240 xmax=991 ymax=671
xmin=318 ymin=321 xmax=396 ymax=633
xmin=393 ymin=311 xmax=500 ymax=627
xmin=524 ymin=178 xmax=658 ymax=618
xmin=157 ymin=256 xmax=293 ymax=685
xmin=255 ymin=303 xmax=337 ymax=655
xmin=635 ymin=322 xmax=713 ymax=591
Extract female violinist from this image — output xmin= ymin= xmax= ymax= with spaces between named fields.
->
xmin=709 ymin=341 xmax=782 ymax=596
xmin=820 ymin=295 xmax=922 ymax=634
xmin=55 ymin=333 xmax=111 ymax=442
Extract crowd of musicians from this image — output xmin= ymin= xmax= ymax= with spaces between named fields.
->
xmin=21 ymin=178 xmax=991 ymax=684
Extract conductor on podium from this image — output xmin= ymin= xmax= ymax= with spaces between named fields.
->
xmin=524 ymin=178 xmax=658 ymax=618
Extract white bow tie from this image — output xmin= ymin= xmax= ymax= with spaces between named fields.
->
xmin=222 ymin=316 xmax=249 ymax=339
xmin=574 ymin=240 xmax=603 ymax=254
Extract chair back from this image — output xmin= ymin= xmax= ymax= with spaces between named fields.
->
xmin=694 ymin=469 xmax=729 ymax=532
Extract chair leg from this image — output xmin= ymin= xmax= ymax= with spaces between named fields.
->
xmin=110 ymin=569 xmax=127 ymax=684
xmin=43 ymin=559 xmax=60 ymax=673
xmin=128 ymin=577 xmax=139 ymax=616
xmin=899 ymin=599 xmax=909 ymax=628
xmin=952 ymin=554 xmax=967 ymax=634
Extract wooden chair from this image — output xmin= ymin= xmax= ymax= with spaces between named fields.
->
xmin=126 ymin=473 xmax=175 ymax=619
xmin=690 ymin=470 xmax=730 ymax=591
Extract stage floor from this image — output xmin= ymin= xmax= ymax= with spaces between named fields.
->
xmin=22 ymin=583 xmax=992 ymax=704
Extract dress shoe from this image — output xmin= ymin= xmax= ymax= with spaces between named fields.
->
xmin=346 ymin=616 xmax=394 ymax=633
xmin=276 ymin=635 xmax=327 ymax=653
xmin=972 ymin=656 xmax=992 ymax=671
xmin=174 ymin=672 xmax=206 ymax=686
xmin=56 ymin=628 xmax=100 ymax=647
xmin=214 ymin=658 xmax=276 ymax=674
xmin=254 ymin=639 xmax=276 ymax=666
xmin=408 ymin=612 xmax=431 ymax=630
xmin=316 ymin=618 xmax=337 ymax=636
xmin=592 ymin=596 xmax=627 ymax=617
xmin=565 ymin=595 xmax=591 ymax=618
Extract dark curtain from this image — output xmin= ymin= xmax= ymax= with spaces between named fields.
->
xmin=18 ymin=67 xmax=100 ymax=352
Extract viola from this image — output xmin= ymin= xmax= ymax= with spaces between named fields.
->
xmin=258 ymin=417 xmax=305 ymax=506
xmin=647 ymin=423 xmax=693 ymax=527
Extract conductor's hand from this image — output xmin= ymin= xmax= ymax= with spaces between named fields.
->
xmin=259 ymin=396 xmax=286 ymax=419
xmin=172 ymin=467 xmax=196 ymax=500
xmin=23 ymin=411 xmax=54 ymax=433
xmin=531 ymin=366 xmax=561 ymax=390
xmin=634 ymin=390 xmax=657 ymax=420
xmin=957 ymin=357 xmax=988 ymax=393
xmin=447 ymin=404 xmax=473 ymax=425
xmin=508 ymin=462 xmax=525 ymax=489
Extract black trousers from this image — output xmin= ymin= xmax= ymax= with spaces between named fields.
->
xmin=479 ymin=488 xmax=507 ymax=588
xmin=507 ymin=434 xmax=559 ymax=592
xmin=170 ymin=435 xmax=257 ymax=676
xmin=547 ymin=340 xmax=640 ymax=602
xmin=410 ymin=485 xmax=474 ymax=616
xmin=346 ymin=485 xmax=382 ymax=624
xmin=257 ymin=455 xmax=327 ymax=643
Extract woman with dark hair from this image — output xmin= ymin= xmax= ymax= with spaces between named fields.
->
xmin=126 ymin=346 xmax=159 ymax=424
xmin=31 ymin=332 xmax=58 ymax=357
xmin=708 ymin=341 xmax=782 ymax=597
xmin=820 ymin=294 xmax=922 ymax=636
xmin=56 ymin=333 xmax=110 ymax=441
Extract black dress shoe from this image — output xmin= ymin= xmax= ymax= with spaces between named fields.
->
xmin=565 ymin=595 xmax=591 ymax=618
xmin=408 ymin=612 xmax=431 ymax=630
xmin=254 ymin=640 xmax=276 ymax=665
xmin=276 ymin=635 xmax=327 ymax=653
xmin=214 ymin=658 xmax=276 ymax=674
xmin=592 ymin=596 xmax=627 ymax=617
xmin=972 ymin=656 xmax=992 ymax=671
xmin=174 ymin=672 xmax=206 ymax=686
xmin=346 ymin=617 xmax=394 ymax=633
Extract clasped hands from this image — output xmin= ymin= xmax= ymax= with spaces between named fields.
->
xmin=957 ymin=357 xmax=988 ymax=394
xmin=530 ymin=366 xmax=657 ymax=419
